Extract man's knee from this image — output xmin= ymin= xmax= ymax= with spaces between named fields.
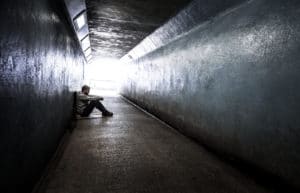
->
xmin=90 ymin=100 xmax=104 ymax=109
xmin=90 ymin=100 xmax=99 ymax=105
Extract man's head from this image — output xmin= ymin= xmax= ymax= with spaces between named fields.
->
xmin=81 ymin=85 xmax=90 ymax=95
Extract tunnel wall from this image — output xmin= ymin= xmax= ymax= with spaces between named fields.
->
xmin=122 ymin=0 xmax=246 ymax=62
xmin=121 ymin=0 xmax=300 ymax=189
xmin=0 ymin=0 xmax=84 ymax=193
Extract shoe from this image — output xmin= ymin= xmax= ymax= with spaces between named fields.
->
xmin=102 ymin=111 xmax=113 ymax=117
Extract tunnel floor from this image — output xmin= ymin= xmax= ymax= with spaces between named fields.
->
xmin=38 ymin=97 xmax=270 ymax=193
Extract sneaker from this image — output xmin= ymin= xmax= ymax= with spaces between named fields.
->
xmin=102 ymin=111 xmax=113 ymax=117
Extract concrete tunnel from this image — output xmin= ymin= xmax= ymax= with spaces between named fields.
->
xmin=1 ymin=0 xmax=300 ymax=192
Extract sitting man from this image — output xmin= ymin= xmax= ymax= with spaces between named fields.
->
xmin=76 ymin=85 xmax=113 ymax=117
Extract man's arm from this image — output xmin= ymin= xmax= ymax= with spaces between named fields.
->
xmin=78 ymin=92 xmax=103 ymax=101
xmin=87 ymin=94 xmax=104 ymax=101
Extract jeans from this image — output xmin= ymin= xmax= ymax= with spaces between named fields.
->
xmin=81 ymin=100 xmax=107 ymax=117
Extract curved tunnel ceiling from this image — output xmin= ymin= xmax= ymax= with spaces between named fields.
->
xmin=86 ymin=0 xmax=192 ymax=59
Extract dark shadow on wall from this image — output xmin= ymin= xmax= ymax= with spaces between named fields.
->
xmin=0 ymin=0 xmax=84 ymax=193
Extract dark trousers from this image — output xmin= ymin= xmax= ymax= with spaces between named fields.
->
xmin=81 ymin=100 xmax=107 ymax=117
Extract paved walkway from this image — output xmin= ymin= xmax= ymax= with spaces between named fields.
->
xmin=39 ymin=97 xmax=269 ymax=193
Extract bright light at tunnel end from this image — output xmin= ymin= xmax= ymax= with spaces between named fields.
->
xmin=84 ymin=57 xmax=125 ymax=97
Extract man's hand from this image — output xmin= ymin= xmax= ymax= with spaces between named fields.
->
xmin=87 ymin=94 xmax=104 ymax=101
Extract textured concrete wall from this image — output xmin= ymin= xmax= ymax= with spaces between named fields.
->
xmin=122 ymin=0 xmax=246 ymax=61
xmin=0 ymin=0 xmax=84 ymax=193
xmin=121 ymin=0 xmax=300 ymax=189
